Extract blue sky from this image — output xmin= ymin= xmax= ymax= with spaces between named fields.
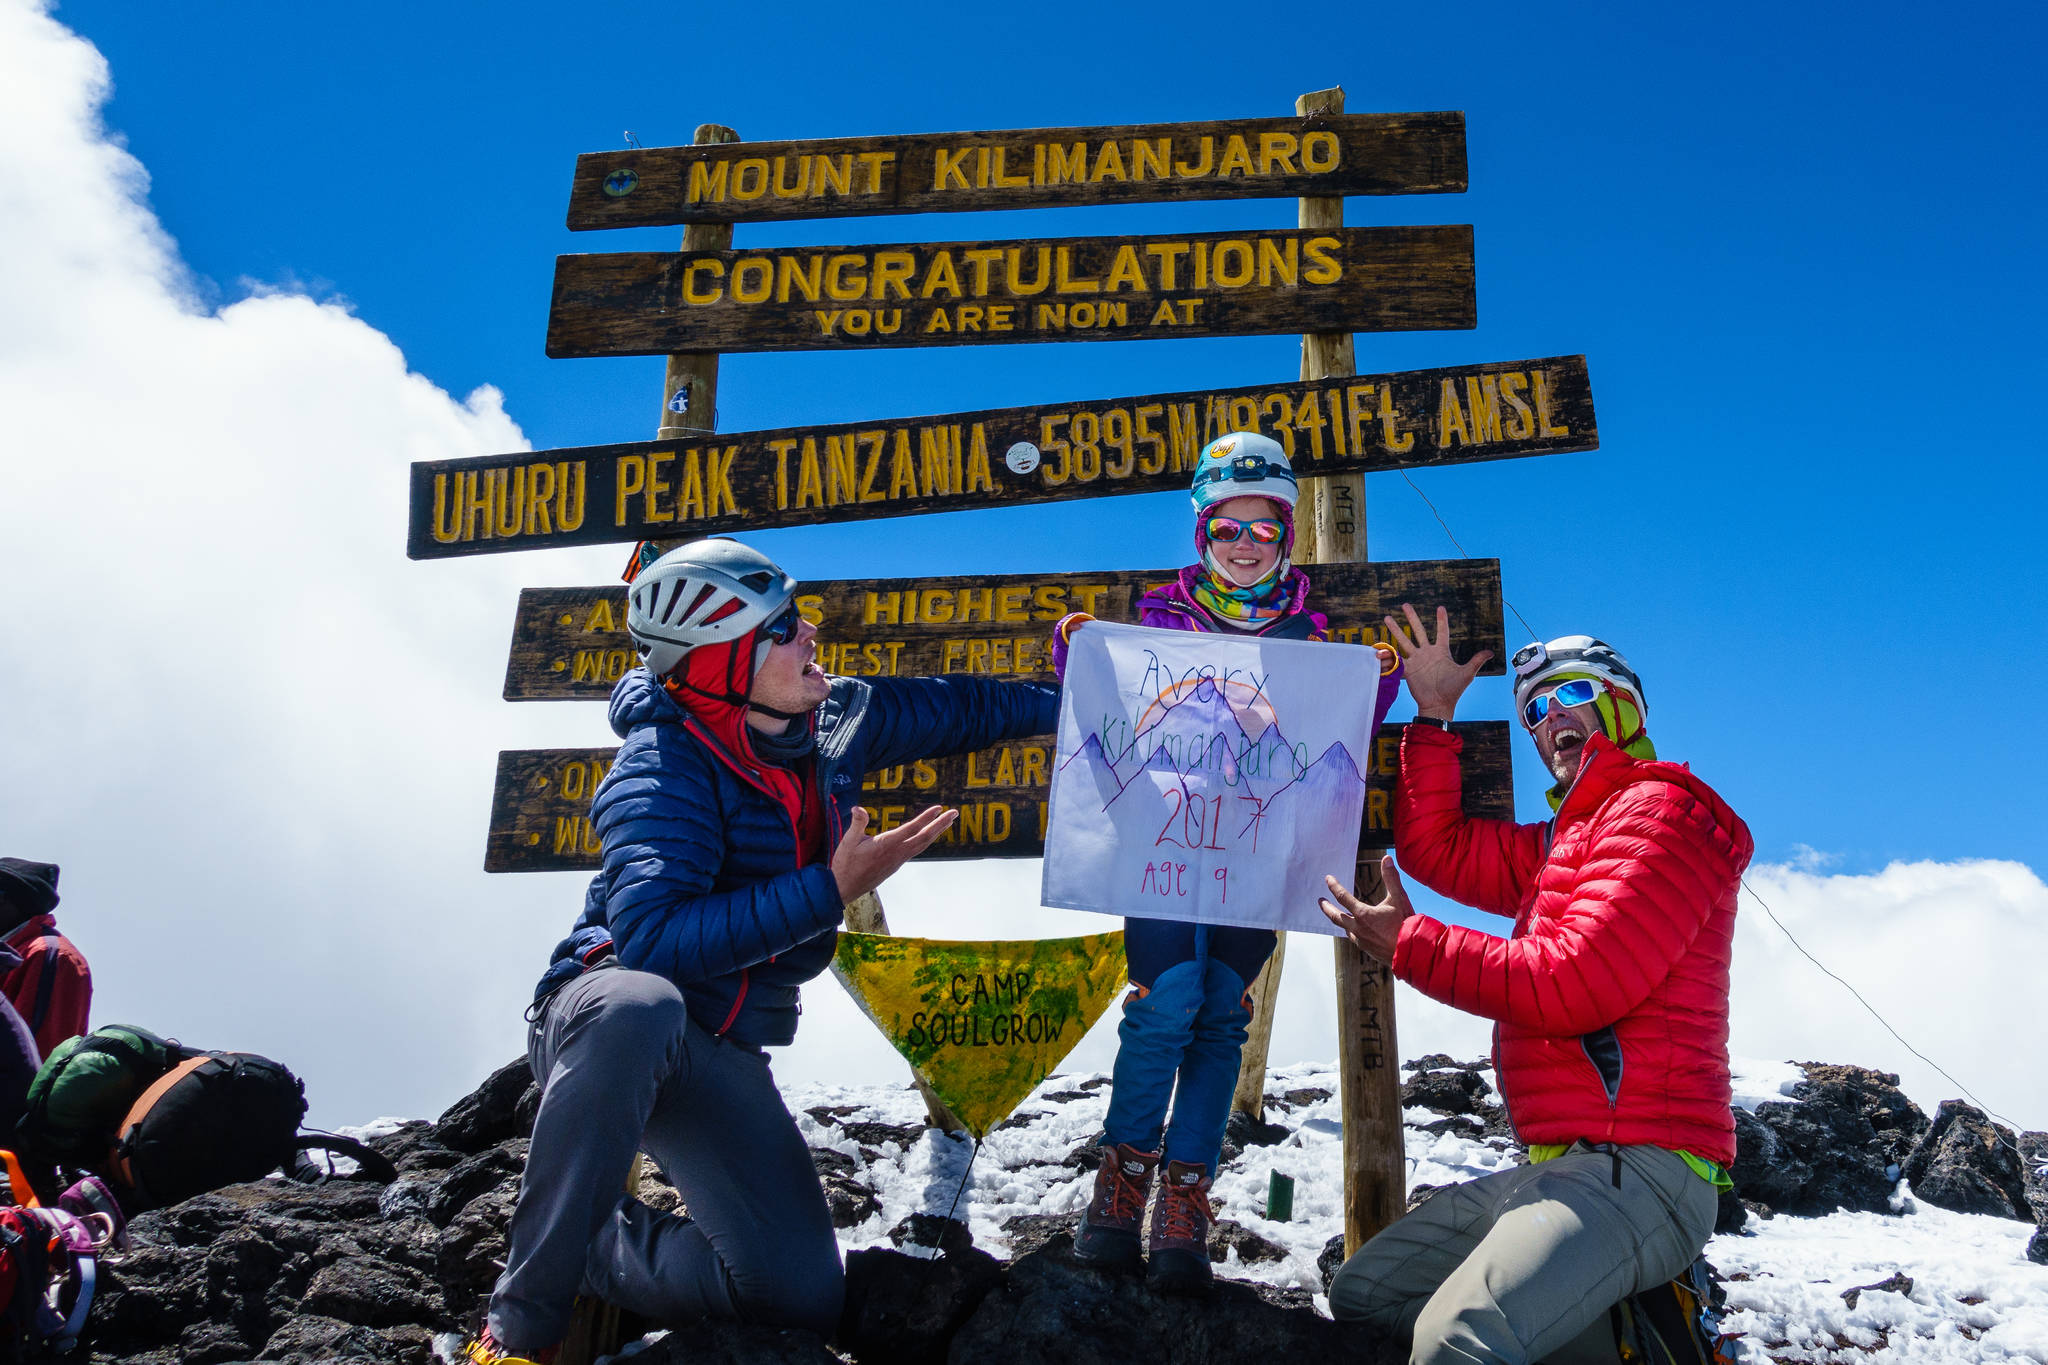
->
xmin=60 ymin=0 xmax=2046 ymax=869
xmin=9 ymin=0 xmax=2045 ymax=1124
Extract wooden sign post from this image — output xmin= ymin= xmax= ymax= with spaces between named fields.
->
xmin=1301 ymin=87 xmax=1412 ymax=1257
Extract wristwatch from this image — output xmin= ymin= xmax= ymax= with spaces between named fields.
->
xmin=1411 ymin=715 xmax=1455 ymax=731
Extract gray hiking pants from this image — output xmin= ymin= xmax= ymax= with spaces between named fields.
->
xmin=486 ymin=965 xmax=843 ymax=1352
xmin=1328 ymin=1144 xmax=1717 ymax=1365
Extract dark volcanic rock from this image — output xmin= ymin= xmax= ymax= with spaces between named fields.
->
xmin=1794 ymin=1064 xmax=1929 ymax=1169
xmin=428 ymin=1141 xmax=526 ymax=1226
xmin=1402 ymin=1067 xmax=1494 ymax=1116
xmin=949 ymin=1240 xmax=1395 ymax=1365
xmin=299 ymin=1255 xmax=439 ymax=1328
xmin=255 ymin=1313 xmax=429 ymax=1362
xmin=436 ymin=1182 xmax=518 ymax=1321
xmin=841 ymin=1244 xmax=1005 ymax=1365
xmin=1318 ymin=1233 xmax=1347 ymax=1291
xmin=2022 ymin=1132 xmax=2048 ymax=1264
xmin=842 ymin=1120 xmax=928 ymax=1151
xmin=1902 ymin=1101 xmax=2035 ymax=1221
xmin=1219 ymin=1109 xmax=1289 ymax=1164
xmin=889 ymin=1214 xmax=975 ymax=1257
xmin=821 ymin=1169 xmax=881 ymax=1229
xmin=1210 ymin=1219 xmax=1287 ymax=1264
xmin=366 ymin=1119 xmax=465 ymax=1175
xmin=1731 ymin=1063 xmax=1930 ymax=1217
xmin=432 ymin=1056 xmax=537 ymax=1154
xmin=1001 ymin=1212 xmax=1081 ymax=1261
xmin=1282 ymin=1086 xmax=1332 ymax=1107
xmin=628 ymin=1319 xmax=843 ymax=1364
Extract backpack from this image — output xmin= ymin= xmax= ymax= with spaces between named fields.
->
xmin=15 ymin=1026 xmax=396 ymax=1211
xmin=18 ymin=1026 xmax=190 ymax=1169
xmin=0 ymin=1176 xmax=122 ymax=1362
xmin=1612 ymin=1257 xmax=1741 ymax=1365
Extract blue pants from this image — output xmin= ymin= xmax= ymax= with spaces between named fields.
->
xmin=1103 ymin=919 xmax=1277 ymax=1171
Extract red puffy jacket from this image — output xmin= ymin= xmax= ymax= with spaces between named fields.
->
xmin=1391 ymin=726 xmax=1751 ymax=1164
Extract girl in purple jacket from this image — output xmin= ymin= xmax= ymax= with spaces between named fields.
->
xmin=1055 ymin=432 xmax=1400 ymax=1292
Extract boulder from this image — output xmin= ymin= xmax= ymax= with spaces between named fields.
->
xmin=1219 ymin=1109 xmax=1289 ymax=1164
xmin=1210 ymin=1219 xmax=1287 ymax=1264
xmin=1730 ymin=1062 xmax=1929 ymax=1217
xmin=1901 ymin=1101 xmax=2034 ymax=1221
xmin=1402 ymin=1067 xmax=1494 ymax=1117
xmin=1318 ymin=1233 xmax=1347 ymax=1291
xmin=947 ymin=1237 xmax=1396 ymax=1365
xmin=841 ymin=1244 xmax=1005 ymax=1365
xmin=431 ymin=1056 xmax=537 ymax=1154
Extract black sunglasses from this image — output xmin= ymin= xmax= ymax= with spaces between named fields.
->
xmin=762 ymin=601 xmax=803 ymax=646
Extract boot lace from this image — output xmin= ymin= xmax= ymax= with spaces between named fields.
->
xmin=1100 ymin=1160 xmax=1149 ymax=1221
xmin=1156 ymin=1177 xmax=1211 ymax=1242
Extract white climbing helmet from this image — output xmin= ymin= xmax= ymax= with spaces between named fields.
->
xmin=625 ymin=539 xmax=796 ymax=677
xmin=1511 ymin=635 xmax=1648 ymax=728
xmin=1188 ymin=432 xmax=1299 ymax=513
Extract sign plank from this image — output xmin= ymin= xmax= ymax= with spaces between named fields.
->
xmin=545 ymin=226 xmax=1474 ymax=358
xmin=485 ymin=721 xmax=1511 ymax=871
xmin=503 ymin=559 xmax=1505 ymax=701
xmin=409 ymin=355 xmax=1593 ymax=559
xmin=566 ymin=113 xmax=1467 ymax=229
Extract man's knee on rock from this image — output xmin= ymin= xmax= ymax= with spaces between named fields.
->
xmin=1328 ymin=1256 xmax=1396 ymax=1325
xmin=734 ymin=1259 xmax=844 ymax=1339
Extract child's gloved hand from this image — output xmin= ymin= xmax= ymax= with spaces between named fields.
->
xmin=1049 ymin=612 xmax=1095 ymax=682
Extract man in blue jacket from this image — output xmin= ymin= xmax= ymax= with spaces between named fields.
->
xmin=467 ymin=539 xmax=1059 ymax=1365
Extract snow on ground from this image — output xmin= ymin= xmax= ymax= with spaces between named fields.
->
xmin=782 ymin=1057 xmax=2048 ymax=1362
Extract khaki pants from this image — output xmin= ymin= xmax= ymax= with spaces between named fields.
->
xmin=1328 ymin=1144 xmax=1717 ymax=1365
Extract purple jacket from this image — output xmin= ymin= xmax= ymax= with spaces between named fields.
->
xmin=1053 ymin=566 xmax=1328 ymax=677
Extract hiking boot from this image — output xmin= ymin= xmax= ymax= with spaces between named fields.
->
xmin=1072 ymin=1142 xmax=1158 ymax=1271
xmin=1147 ymin=1159 xmax=1215 ymax=1294
xmin=463 ymin=1326 xmax=559 ymax=1365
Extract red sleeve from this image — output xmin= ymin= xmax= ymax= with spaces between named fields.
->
xmin=1394 ymin=723 xmax=1547 ymax=917
xmin=1391 ymin=779 xmax=1741 ymax=1032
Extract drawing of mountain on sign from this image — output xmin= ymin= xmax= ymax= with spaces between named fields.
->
xmin=1074 ymin=677 xmax=1361 ymax=812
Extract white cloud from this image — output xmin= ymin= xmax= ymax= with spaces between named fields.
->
xmin=0 ymin=0 xmax=624 ymax=1126
xmin=1731 ymin=857 xmax=2047 ymax=1130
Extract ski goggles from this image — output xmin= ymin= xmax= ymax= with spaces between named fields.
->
xmin=1203 ymin=516 xmax=1287 ymax=545
xmin=1521 ymin=677 xmax=1602 ymax=728
xmin=761 ymin=600 xmax=804 ymax=646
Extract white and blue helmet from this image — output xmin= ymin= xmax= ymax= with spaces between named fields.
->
xmin=1188 ymin=432 xmax=1298 ymax=513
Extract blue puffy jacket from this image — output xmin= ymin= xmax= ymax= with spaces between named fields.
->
xmin=536 ymin=668 xmax=1058 ymax=1046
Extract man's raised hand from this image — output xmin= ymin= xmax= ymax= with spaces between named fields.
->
xmin=1318 ymin=853 xmax=1415 ymax=963
xmin=1383 ymin=603 xmax=1494 ymax=720
xmin=830 ymin=804 xmax=959 ymax=904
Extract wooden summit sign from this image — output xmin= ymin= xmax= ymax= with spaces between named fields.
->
xmin=503 ymin=559 xmax=1504 ymax=701
xmin=408 ymin=355 xmax=1594 ymax=559
xmin=566 ymin=113 xmax=1466 ymax=229
xmin=546 ymin=226 xmax=1473 ymax=357
xmin=484 ymin=721 xmax=1513 ymax=872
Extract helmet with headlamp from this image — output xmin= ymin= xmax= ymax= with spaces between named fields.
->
xmin=1511 ymin=636 xmax=1647 ymax=732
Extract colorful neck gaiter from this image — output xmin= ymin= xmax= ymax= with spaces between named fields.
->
xmin=1191 ymin=569 xmax=1294 ymax=625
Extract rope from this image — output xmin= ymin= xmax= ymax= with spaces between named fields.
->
xmin=1397 ymin=471 xmax=1541 ymax=642
xmin=1742 ymin=880 xmax=2033 ymax=1164
xmin=939 ymin=1137 xmax=980 ymax=1243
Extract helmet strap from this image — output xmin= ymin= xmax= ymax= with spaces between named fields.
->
xmin=746 ymin=701 xmax=809 ymax=722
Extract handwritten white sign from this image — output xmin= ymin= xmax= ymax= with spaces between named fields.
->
xmin=1041 ymin=622 xmax=1381 ymax=935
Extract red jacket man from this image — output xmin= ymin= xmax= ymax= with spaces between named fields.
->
xmin=0 ymin=859 xmax=90 ymax=1058
xmin=1321 ymin=610 xmax=1750 ymax=1365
